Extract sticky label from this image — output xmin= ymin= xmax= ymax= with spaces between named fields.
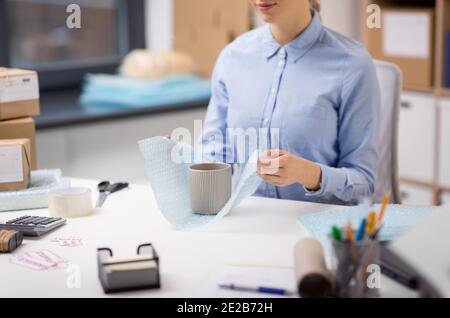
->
xmin=0 ymin=73 xmax=39 ymax=103
xmin=0 ymin=146 xmax=24 ymax=183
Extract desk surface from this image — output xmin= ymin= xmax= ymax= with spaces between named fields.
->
xmin=0 ymin=179 xmax=418 ymax=298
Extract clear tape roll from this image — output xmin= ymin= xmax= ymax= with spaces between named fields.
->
xmin=48 ymin=187 xmax=93 ymax=218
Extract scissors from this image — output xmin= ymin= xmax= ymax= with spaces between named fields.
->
xmin=96 ymin=181 xmax=129 ymax=208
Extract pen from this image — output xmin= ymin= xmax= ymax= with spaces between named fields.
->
xmin=346 ymin=223 xmax=355 ymax=242
xmin=356 ymin=218 xmax=367 ymax=241
xmin=331 ymin=225 xmax=342 ymax=241
xmin=219 ymin=284 xmax=295 ymax=296
xmin=377 ymin=194 xmax=390 ymax=227
xmin=347 ymin=223 xmax=357 ymax=261
xmin=366 ymin=210 xmax=376 ymax=236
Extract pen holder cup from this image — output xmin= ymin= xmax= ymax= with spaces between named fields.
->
xmin=330 ymin=238 xmax=381 ymax=298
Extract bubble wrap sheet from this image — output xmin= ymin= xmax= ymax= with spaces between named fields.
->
xmin=0 ymin=170 xmax=70 ymax=212
xmin=139 ymin=137 xmax=262 ymax=229
xmin=299 ymin=204 xmax=434 ymax=253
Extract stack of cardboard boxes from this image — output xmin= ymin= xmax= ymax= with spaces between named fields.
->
xmin=173 ymin=0 xmax=252 ymax=78
xmin=0 ymin=68 xmax=40 ymax=191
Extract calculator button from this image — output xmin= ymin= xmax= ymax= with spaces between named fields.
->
xmin=29 ymin=217 xmax=48 ymax=225
xmin=6 ymin=216 xmax=29 ymax=224
xmin=21 ymin=217 xmax=41 ymax=225
xmin=8 ymin=216 xmax=29 ymax=224
xmin=14 ymin=216 xmax=35 ymax=224
xmin=40 ymin=219 xmax=56 ymax=225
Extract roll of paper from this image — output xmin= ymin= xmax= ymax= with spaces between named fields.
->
xmin=294 ymin=238 xmax=333 ymax=298
xmin=48 ymin=187 xmax=93 ymax=218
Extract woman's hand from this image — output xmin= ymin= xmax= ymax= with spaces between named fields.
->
xmin=257 ymin=150 xmax=322 ymax=191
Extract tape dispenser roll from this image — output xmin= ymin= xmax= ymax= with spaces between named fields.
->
xmin=49 ymin=187 xmax=93 ymax=218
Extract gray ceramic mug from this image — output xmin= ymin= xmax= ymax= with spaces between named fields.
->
xmin=189 ymin=163 xmax=232 ymax=215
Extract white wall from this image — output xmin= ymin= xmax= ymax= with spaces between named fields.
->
xmin=320 ymin=0 xmax=360 ymax=39
xmin=145 ymin=0 xmax=360 ymax=51
xmin=146 ymin=0 xmax=173 ymax=51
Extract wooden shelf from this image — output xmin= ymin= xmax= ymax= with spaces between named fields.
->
xmin=403 ymin=86 xmax=450 ymax=96
xmin=403 ymin=85 xmax=435 ymax=94
xmin=400 ymin=177 xmax=435 ymax=188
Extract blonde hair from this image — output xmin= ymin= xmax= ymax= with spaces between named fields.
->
xmin=309 ymin=0 xmax=321 ymax=12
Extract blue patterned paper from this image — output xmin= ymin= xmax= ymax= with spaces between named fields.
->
xmin=299 ymin=204 xmax=434 ymax=252
xmin=138 ymin=137 xmax=261 ymax=229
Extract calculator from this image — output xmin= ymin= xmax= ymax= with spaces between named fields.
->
xmin=0 ymin=216 xmax=66 ymax=237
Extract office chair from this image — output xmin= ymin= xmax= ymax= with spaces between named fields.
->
xmin=373 ymin=60 xmax=402 ymax=204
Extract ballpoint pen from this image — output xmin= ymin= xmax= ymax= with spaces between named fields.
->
xmin=366 ymin=210 xmax=376 ymax=236
xmin=356 ymin=218 xmax=367 ymax=241
xmin=377 ymin=194 xmax=390 ymax=227
xmin=347 ymin=223 xmax=357 ymax=261
xmin=346 ymin=223 xmax=355 ymax=242
xmin=332 ymin=225 xmax=342 ymax=241
xmin=219 ymin=284 xmax=296 ymax=296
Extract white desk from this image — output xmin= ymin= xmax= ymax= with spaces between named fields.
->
xmin=0 ymin=179 xmax=418 ymax=298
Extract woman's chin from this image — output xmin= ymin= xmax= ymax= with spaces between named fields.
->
xmin=259 ymin=14 xmax=276 ymax=23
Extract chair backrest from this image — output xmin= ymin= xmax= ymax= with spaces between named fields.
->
xmin=373 ymin=60 xmax=402 ymax=204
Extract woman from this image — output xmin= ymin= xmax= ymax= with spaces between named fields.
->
xmin=200 ymin=0 xmax=380 ymax=205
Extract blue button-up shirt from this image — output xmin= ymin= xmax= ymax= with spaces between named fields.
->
xmin=200 ymin=12 xmax=380 ymax=205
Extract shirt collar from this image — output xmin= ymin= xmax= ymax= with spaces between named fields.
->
xmin=261 ymin=10 xmax=323 ymax=62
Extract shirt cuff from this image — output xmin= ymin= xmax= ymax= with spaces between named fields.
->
xmin=304 ymin=164 xmax=346 ymax=197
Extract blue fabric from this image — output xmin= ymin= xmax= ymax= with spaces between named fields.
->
xmin=200 ymin=11 xmax=380 ymax=205
xmin=445 ymin=32 xmax=450 ymax=88
xmin=79 ymin=74 xmax=211 ymax=109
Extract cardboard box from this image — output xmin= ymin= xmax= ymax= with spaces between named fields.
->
xmin=445 ymin=32 xmax=450 ymax=88
xmin=0 ymin=139 xmax=31 ymax=191
xmin=0 ymin=68 xmax=40 ymax=120
xmin=174 ymin=0 xmax=251 ymax=77
xmin=365 ymin=8 xmax=434 ymax=89
xmin=0 ymin=117 xmax=37 ymax=169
